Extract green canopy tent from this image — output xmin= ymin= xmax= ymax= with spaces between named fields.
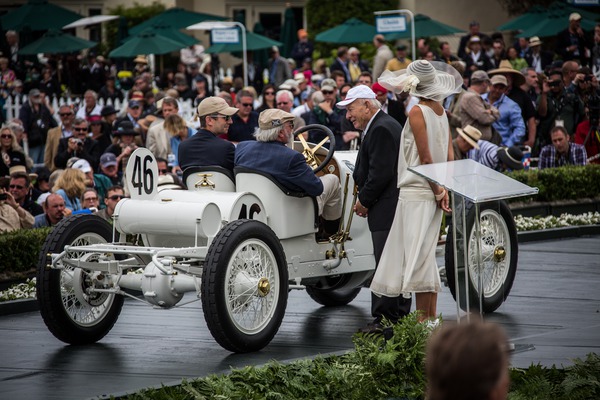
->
xmin=17 ymin=29 xmax=97 ymax=55
xmin=315 ymin=18 xmax=376 ymax=44
xmin=383 ymin=14 xmax=464 ymax=40
xmin=204 ymin=31 xmax=282 ymax=53
xmin=281 ymin=7 xmax=297 ymax=58
xmin=496 ymin=6 xmax=547 ymax=32
xmin=516 ymin=10 xmax=599 ymax=38
xmin=497 ymin=1 xmax=600 ymax=32
xmin=109 ymin=32 xmax=188 ymax=58
xmin=0 ymin=0 xmax=83 ymax=31
xmin=127 ymin=26 xmax=199 ymax=48
xmin=129 ymin=7 xmax=226 ymax=35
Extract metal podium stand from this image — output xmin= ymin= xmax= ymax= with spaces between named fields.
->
xmin=409 ymin=159 xmax=538 ymax=321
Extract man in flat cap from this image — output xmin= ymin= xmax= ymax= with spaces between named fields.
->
xmin=178 ymin=97 xmax=237 ymax=172
xmin=235 ymin=109 xmax=341 ymax=225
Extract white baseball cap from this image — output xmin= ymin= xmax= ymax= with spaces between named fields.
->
xmin=336 ymin=85 xmax=376 ymax=108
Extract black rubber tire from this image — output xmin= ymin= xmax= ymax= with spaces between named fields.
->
xmin=37 ymin=214 xmax=124 ymax=344
xmin=305 ymin=286 xmax=362 ymax=307
xmin=445 ymin=200 xmax=518 ymax=313
xmin=294 ymin=124 xmax=335 ymax=173
xmin=201 ymin=219 xmax=288 ymax=353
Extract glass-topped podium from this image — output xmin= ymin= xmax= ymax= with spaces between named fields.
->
xmin=409 ymin=159 xmax=538 ymax=321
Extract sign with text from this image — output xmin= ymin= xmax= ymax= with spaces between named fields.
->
xmin=211 ymin=28 xmax=239 ymax=44
xmin=376 ymin=16 xmax=407 ymax=33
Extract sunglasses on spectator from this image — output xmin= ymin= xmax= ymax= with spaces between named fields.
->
xmin=240 ymin=103 xmax=253 ymax=107
xmin=9 ymin=184 xmax=25 ymax=189
xmin=209 ymin=114 xmax=232 ymax=121
xmin=83 ymin=196 xmax=98 ymax=201
xmin=130 ymin=106 xmax=140 ymax=110
xmin=74 ymin=127 xmax=88 ymax=132
xmin=108 ymin=195 xmax=128 ymax=201
xmin=265 ymin=91 xmax=275 ymax=95
xmin=59 ymin=112 xmax=73 ymax=117
xmin=322 ymin=90 xmax=334 ymax=95
xmin=1 ymin=134 xmax=12 ymax=139
xmin=159 ymin=169 xmax=169 ymax=174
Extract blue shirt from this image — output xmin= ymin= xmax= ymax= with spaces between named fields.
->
xmin=55 ymin=188 xmax=82 ymax=211
xmin=482 ymin=93 xmax=526 ymax=147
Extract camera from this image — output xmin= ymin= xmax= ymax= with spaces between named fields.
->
xmin=548 ymin=80 xmax=560 ymax=88
xmin=0 ymin=193 xmax=8 ymax=201
xmin=587 ymin=94 xmax=600 ymax=126
xmin=585 ymin=75 xmax=594 ymax=82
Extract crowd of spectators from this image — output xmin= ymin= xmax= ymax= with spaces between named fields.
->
xmin=1 ymin=14 xmax=598 ymax=234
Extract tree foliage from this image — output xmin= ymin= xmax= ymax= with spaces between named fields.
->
xmin=496 ymin=0 xmax=556 ymax=16
xmin=305 ymin=0 xmax=398 ymax=61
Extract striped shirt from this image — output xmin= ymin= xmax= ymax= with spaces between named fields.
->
xmin=468 ymin=140 xmax=500 ymax=170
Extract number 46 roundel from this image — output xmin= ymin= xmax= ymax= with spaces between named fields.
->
xmin=125 ymin=148 xmax=158 ymax=199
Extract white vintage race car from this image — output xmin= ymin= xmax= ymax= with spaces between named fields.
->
xmin=36 ymin=125 xmax=518 ymax=352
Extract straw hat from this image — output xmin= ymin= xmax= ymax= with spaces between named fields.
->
xmin=529 ymin=36 xmax=543 ymax=47
xmin=377 ymin=60 xmax=462 ymax=102
xmin=456 ymin=125 xmax=481 ymax=149
xmin=487 ymin=60 xmax=525 ymax=87
xmin=133 ymin=55 xmax=148 ymax=64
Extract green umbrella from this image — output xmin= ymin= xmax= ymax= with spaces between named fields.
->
xmin=204 ymin=30 xmax=282 ymax=53
xmin=130 ymin=7 xmax=226 ymax=35
xmin=17 ymin=29 xmax=97 ymax=55
xmin=498 ymin=1 xmax=600 ymax=32
xmin=281 ymin=7 xmax=297 ymax=58
xmin=516 ymin=10 xmax=599 ymax=38
xmin=497 ymin=6 xmax=547 ymax=31
xmin=0 ymin=0 xmax=83 ymax=31
xmin=109 ymin=32 xmax=187 ymax=58
xmin=127 ymin=25 xmax=199 ymax=47
xmin=384 ymin=14 xmax=465 ymax=40
xmin=253 ymin=22 xmax=269 ymax=69
xmin=315 ymin=18 xmax=376 ymax=44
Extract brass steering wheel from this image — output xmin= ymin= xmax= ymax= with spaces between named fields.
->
xmin=293 ymin=124 xmax=336 ymax=174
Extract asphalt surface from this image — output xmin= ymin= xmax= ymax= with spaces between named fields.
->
xmin=0 ymin=236 xmax=598 ymax=400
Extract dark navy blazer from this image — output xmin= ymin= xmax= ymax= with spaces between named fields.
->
xmin=178 ymin=129 xmax=236 ymax=172
xmin=235 ymin=140 xmax=323 ymax=196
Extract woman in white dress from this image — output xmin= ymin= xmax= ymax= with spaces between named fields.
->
xmin=371 ymin=60 xmax=462 ymax=321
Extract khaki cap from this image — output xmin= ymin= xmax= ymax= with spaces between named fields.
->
xmin=258 ymin=109 xmax=294 ymax=130
xmin=197 ymin=97 xmax=238 ymax=117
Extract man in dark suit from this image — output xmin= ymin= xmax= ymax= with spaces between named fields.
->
xmin=178 ymin=97 xmax=237 ymax=172
xmin=235 ymin=109 xmax=341 ymax=221
xmin=336 ymin=85 xmax=411 ymax=333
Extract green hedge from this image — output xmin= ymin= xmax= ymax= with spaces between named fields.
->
xmin=0 ymin=228 xmax=51 ymax=278
xmin=506 ymin=165 xmax=600 ymax=203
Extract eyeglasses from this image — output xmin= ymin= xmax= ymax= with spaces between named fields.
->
xmin=159 ymin=169 xmax=169 ymax=174
xmin=322 ymin=90 xmax=334 ymax=95
xmin=0 ymin=134 xmax=12 ymax=139
xmin=59 ymin=112 xmax=73 ymax=117
xmin=265 ymin=91 xmax=275 ymax=95
xmin=358 ymin=80 xmax=371 ymax=85
xmin=83 ymin=196 xmax=98 ymax=201
xmin=108 ymin=195 xmax=128 ymax=201
xmin=277 ymin=101 xmax=289 ymax=105
xmin=9 ymin=184 xmax=25 ymax=189
xmin=74 ymin=127 xmax=88 ymax=132
xmin=240 ymin=103 xmax=253 ymax=107
xmin=130 ymin=106 xmax=140 ymax=110
xmin=208 ymin=114 xmax=232 ymax=121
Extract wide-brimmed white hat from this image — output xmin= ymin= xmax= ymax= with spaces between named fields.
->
xmin=377 ymin=60 xmax=463 ymax=102
xmin=456 ymin=125 xmax=481 ymax=149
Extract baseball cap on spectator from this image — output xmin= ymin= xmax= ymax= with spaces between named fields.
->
xmin=196 ymin=96 xmax=238 ymax=117
xmin=336 ymin=85 xmax=376 ymax=108
xmin=100 ymin=153 xmax=118 ymax=168
xmin=490 ymin=75 xmax=508 ymax=86
xmin=311 ymin=74 xmax=324 ymax=84
xmin=72 ymin=158 xmax=92 ymax=174
xmin=113 ymin=120 xmax=139 ymax=136
xmin=396 ymin=44 xmax=407 ymax=51
xmin=128 ymin=100 xmax=141 ymax=108
xmin=279 ymin=79 xmax=299 ymax=91
xmin=529 ymin=36 xmax=543 ymax=47
xmin=569 ymin=12 xmax=582 ymax=21
xmin=470 ymin=70 xmax=490 ymax=84
xmin=36 ymin=192 xmax=50 ymax=206
xmin=371 ymin=82 xmax=387 ymax=96
xmin=320 ymin=78 xmax=336 ymax=92
xmin=469 ymin=36 xmax=481 ymax=44
xmin=29 ymin=88 xmax=40 ymax=97
xmin=294 ymin=72 xmax=306 ymax=83
xmin=101 ymin=105 xmax=119 ymax=117
xmin=258 ymin=109 xmax=295 ymax=129
xmin=13 ymin=80 xmax=23 ymax=88
xmin=89 ymin=115 xmax=102 ymax=124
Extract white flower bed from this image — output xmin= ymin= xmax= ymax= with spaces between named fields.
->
xmin=1 ymin=212 xmax=599 ymax=303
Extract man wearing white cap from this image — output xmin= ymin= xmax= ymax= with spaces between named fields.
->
xmin=557 ymin=13 xmax=590 ymax=65
xmin=336 ymin=85 xmax=411 ymax=332
xmin=178 ymin=97 xmax=238 ymax=173
xmin=235 ymin=109 xmax=341 ymax=227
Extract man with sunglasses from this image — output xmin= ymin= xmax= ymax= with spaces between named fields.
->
xmin=235 ymin=109 xmax=341 ymax=229
xmin=96 ymin=185 xmax=126 ymax=223
xmin=54 ymin=118 xmax=101 ymax=170
xmin=9 ymin=172 xmax=43 ymax=216
xmin=45 ymin=104 xmax=74 ymax=171
xmin=178 ymin=97 xmax=238 ymax=172
xmin=228 ymin=90 xmax=259 ymax=142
